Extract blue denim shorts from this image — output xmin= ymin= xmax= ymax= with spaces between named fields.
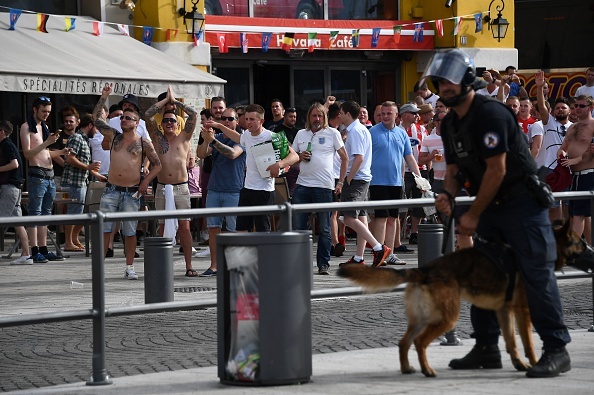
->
xmin=206 ymin=190 xmax=240 ymax=231
xmin=99 ymin=185 xmax=141 ymax=236
xmin=27 ymin=177 xmax=56 ymax=217
xmin=65 ymin=186 xmax=87 ymax=215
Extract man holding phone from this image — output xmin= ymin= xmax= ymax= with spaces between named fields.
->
xmin=20 ymin=96 xmax=69 ymax=263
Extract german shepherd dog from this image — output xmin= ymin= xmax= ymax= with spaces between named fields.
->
xmin=337 ymin=221 xmax=593 ymax=377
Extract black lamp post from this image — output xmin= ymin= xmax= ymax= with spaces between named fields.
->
xmin=484 ymin=0 xmax=509 ymax=42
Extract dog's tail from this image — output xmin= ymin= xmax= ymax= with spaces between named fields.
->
xmin=336 ymin=265 xmax=424 ymax=292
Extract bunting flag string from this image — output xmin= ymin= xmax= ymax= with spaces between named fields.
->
xmin=240 ymin=32 xmax=248 ymax=53
xmin=1 ymin=5 xmax=494 ymax=53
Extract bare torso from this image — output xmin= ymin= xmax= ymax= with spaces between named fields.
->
xmin=107 ymin=132 xmax=145 ymax=187
xmin=152 ymin=132 xmax=190 ymax=184
xmin=565 ymin=120 xmax=594 ymax=171
xmin=20 ymin=122 xmax=53 ymax=168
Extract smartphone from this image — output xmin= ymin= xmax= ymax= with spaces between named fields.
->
xmin=476 ymin=67 xmax=486 ymax=76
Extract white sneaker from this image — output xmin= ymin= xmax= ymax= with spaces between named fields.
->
xmin=10 ymin=255 xmax=32 ymax=265
xmin=194 ymin=248 xmax=210 ymax=258
xmin=125 ymin=267 xmax=139 ymax=280
xmin=200 ymin=230 xmax=209 ymax=242
xmin=385 ymin=253 xmax=405 ymax=265
xmin=191 ymin=247 xmax=198 ymax=253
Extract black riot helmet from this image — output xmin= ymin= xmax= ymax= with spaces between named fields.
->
xmin=420 ymin=49 xmax=476 ymax=107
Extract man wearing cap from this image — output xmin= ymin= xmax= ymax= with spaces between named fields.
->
xmin=399 ymin=102 xmax=427 ymax=245
xmin=93 ymin=84 xmax=163 ymax=280
xmin=108 ymin=93 xmax=151 ymax=142
xmin=428 ymin=49 xmax=570 ymax=378
xmin=145 ymin=86 xmax=199 ymax=277
xmin=20 ymin=96 xmax=69 ymax=263
xmin=108 ymin=104 xmax=123 ymax=120
xmin=418 ymin=104 xmax=435 ymax=127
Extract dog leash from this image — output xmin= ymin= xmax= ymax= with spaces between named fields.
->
xmin=436 ymin=189 xmax=456 ymax=255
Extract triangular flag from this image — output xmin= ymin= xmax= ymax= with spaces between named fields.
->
xmin=307 ymin=32 xmax=317 ymax=53
xmin=262 ymin=32 xmax=272 ymax=52
xmin=118 ymin=24 xmax=130 ymax=36
xmin=37 ymin=13 xmax=49 ymax=33
xmin=371 ymin=28 xmax=381 ymax=48
xmin=413 ymin=23 xmax=424 ymax=42
xmin=475 ymin=13 xmax=483 ymax=33
xmin=92 ymin=21 xmax=104 ymax=37
xmin=328 ymin=31 xmax=339 ymax=48
xmin=393 ymin=26 xmax=402 ymax=44
xmin=64 ymin=17 xmax=76 ymax=32
xmin=217 ymin=33 xmax=228 ymax=53
xmin=435 ymin=19 xmax=444 ymax=37
xmin=240 ymin=32 xmax=248 ymax=53
xmin=281 ymin=33 xmax=294 ymax=53
xmin=351 ymin=29 xmax=360 ymax=48
xmin=166 ymin=29 xmax=178 ymax=41
xmin=9 ymin=9 xmax=22 ymax=31
xmin=451 ymin=17 xmax=462 ymax=36
xmin=142 ymin=26 xmax=154 ymax=45
xmin=193 ymin=30 xmax=203 ymax=47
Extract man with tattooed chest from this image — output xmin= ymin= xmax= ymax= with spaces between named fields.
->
xmin=93 ymin=84 xmax=162 ymax=280
xmin=558 ymin=95 xmax=594 ymax=244
xmin=145 ymin=86 xmax=199 ymax=277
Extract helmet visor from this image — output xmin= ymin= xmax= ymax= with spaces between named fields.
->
xmin=421 ymin=50 xmax=474 ymax=85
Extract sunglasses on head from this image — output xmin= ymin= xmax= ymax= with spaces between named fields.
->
xmin=162 ymin=118 xmax=177 ymax=123
xmin=120 ymin=115 xmax=138 ymax=121
xmin=221 ymin=116 xmax=237 ymax=121
xmin=37 ymin=96 xmax=51 ymax=102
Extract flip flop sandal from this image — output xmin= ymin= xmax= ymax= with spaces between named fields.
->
xmin=185 ymin=269 xmax=198 ymax=277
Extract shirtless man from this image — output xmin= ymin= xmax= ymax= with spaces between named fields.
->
xmin=20 ymin=96 xmax=69 ymax=263
xmin=558 ymin=95 xmax=594 ymax=243
xmin=145 ymin=86 xmax=199 ymax=277
xmin=93 ymin=85 xmax=162 ymax=280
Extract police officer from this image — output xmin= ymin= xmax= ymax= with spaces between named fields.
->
xmin=427 ymin=49 xmax=571 ymax=378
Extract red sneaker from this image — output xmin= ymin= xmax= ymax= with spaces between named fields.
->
xmin=372 ymin=245 xmax=392 ymax=268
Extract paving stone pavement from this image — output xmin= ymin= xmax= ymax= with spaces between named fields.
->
xmin=0 ymin=238 xmax=592 ymax=392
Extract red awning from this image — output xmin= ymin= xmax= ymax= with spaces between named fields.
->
xmin=204 ymin=16 xmax=434 ymax=51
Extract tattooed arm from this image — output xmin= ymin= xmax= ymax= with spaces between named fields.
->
xmin=93 ymin=84 xmax=117 ymax=146
xmin=177 ymin=100 xmax=197 ymax=140
xmin=138 ymin=138 xmax=162 ymax=195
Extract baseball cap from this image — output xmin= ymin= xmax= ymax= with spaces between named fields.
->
xmin=418 ymin=104 xmax=434 ymax=115
xmin=118 ymin=94 xmax=140 ymax=111
xmin=399 ymin=103 xmax=420 ymax=114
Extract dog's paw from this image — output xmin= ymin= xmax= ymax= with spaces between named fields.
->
xmin=401 ymin=366 xmax=416 ymax=374
xmin=511 ymin=358 xmax=529 ymax=372
xmin=422 ymin=368 xmax=437 ymax=377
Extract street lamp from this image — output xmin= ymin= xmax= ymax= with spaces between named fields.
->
xmin=178 ymin=0 xmax=205 ymax=36
xmin=484 ymin=0 xmax=509 ymax=42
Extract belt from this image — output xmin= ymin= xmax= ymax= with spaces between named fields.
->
xmin=106 ymin=183 xmax=139 ymax=193
xmin=28 ymin=173 xmax=54 ymax=180
xmin=157 ymin=181 xmax=188 ymax=186
xmin=491 ymin=183 xmax=529 ymax=207
xmin=573 ymin=169 xmax=594 ymax=176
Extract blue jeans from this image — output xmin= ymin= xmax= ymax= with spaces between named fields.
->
xmin=27 ymin=177 xmax=56 ymax=217
xmin=206 ymin=190 xmax=240 ymax=231
xmin=292 ymin=185 xmax=332 ymax=269
xmin=65 ymin=185 xmax=87 ymax=215
xmin=99 ymin=185 xmax=141 ymax=236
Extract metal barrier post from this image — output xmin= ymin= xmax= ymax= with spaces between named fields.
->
xmin=280 ymin=201 xmax=293 ymax=231
xmin=87 ymin=212 xmax=112 ymax=386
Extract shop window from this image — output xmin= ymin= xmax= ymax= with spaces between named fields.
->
xmin=294 ymin=69 xmax=324 ymax=128
xmin=215 ymin=67 xmax=250 ymax=108
xmin=331 ymin=70 xmax=361 ymax=103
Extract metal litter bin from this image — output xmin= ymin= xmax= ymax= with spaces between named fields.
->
xmin=418 ymin=223 xmax=454 ymax=267
xmin=217 ymin=232 xmax=313 ymax=386
xmin=144 ymin=237 xmax=174 ymax=303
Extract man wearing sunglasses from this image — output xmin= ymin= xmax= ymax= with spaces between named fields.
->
xmin=557 ymin=94 xmax=594 ymax=245
xmin=145 ymin=86 xmax=199 ymax=277
xmin=93 ymin=84 xmax=162 ymax=280
xmin=20 ymin=96 xmax=69 ymax=263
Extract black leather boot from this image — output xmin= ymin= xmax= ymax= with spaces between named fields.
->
xmin=526 ymin=347 xmax=571 ymax=378
xmin=449 ymin=344 xmax=502 ymax=369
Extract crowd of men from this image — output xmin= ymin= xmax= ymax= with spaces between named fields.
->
xmin=2 ymin=65 xmax=594 ymax=283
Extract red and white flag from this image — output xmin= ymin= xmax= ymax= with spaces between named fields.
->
xmin=118 ymin=24 xmax=130 ymax=36
xmin=435 ymin=19 xmax=444 ymax=37
xmin=92 ymin=21 xmax=104 ymax=37
xmin=217 ymin=33 xmax=228 ymax=53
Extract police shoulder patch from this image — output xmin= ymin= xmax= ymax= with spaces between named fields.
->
xmin=483 ymin=132 xmax=499 ymax=148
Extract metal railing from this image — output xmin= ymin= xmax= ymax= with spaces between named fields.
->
xmin=0 ymin=191 xmax=593 ymax=385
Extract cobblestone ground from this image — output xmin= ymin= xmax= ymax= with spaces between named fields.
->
xmin=1 ymin=280 xmax=592 ymax=392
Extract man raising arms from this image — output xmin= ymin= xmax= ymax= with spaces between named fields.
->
xmin=145 ymin=86 xmax=199 ymax=277
xmin=93 ymin=84 xmax=162 ymax=280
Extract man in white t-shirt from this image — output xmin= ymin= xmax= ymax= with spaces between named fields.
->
xmin=235 ymin=104 xmax=298 ymax=232
xmin=292 ymin=103 xmax=348 ymax=275
xmin=576 ymin=67 xmax=594 ymax=117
